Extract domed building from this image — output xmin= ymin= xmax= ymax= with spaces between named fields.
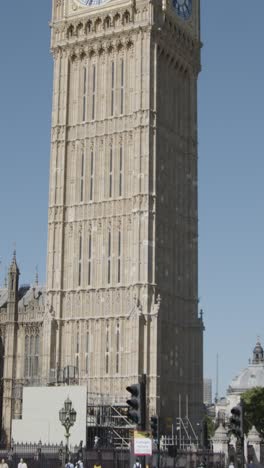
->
xmin=215 ymin=340 xmax=264 ymax=420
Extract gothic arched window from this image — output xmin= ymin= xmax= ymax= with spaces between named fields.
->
xmin=116 ymin=321 xmax=120 ymax=373
xmin=85 ymin=330 xmax=89 ymax=374
xmin=105 ymin=321 xmax=110 ymax=374
xmin=24 ymin=333 xmax=39 ymax=379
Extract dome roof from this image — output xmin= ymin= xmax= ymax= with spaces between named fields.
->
xmin=228 ymin=341 xmax=264 ymax=394
xmin=228 ymin=364 xmax=264 ymax=393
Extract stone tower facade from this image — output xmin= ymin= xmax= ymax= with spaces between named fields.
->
xmin=0 ymin=0 xmax=203 ymax=443
xmin=45 ymin=0 xmax=203 ymax=426
xmin=1 ymin=254 xmax=20 ymax=442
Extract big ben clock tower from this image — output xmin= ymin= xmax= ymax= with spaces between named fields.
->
xmin=46 ymin=0 xmax=203 ymax=425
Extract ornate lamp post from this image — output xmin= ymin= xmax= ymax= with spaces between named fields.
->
xmin=59 ymin=397 xmax=77 ymax=453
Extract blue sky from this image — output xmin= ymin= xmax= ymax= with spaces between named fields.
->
xmin=0 ymin=1 xmax=264 ymax=398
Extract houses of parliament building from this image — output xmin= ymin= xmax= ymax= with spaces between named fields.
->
xmin=0 ymin=0 xmax=203 ymax=444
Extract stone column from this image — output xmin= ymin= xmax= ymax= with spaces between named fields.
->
xmin=212 ymin=423 xmax=229 ymax=465
xmin=247 ymin=426 xmax=261 ymax=463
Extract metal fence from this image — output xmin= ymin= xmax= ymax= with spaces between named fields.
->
xmin=0 ymin=443 xmax=62 ymax=468
xmin=0 ymin=444 xmax=130 ymax=468
xmin=0 ymin=443 xmax=227 ymax=468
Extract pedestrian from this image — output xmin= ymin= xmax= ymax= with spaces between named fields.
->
xmin=65 ymin=461 xmax=74 ymax=468
xmin=133 ymin=458 xmax=142 ymax=468
xmin=0 ymin=459 xmax=9 ymax=468
xmin=247 ymin=462 xmax=255 ymax=468
xmin=77 ymin=440 xmax=84 ymax=461
xmin=75 ymin=460 xmax=84 ymax=468
xmin=18 ymin=459 xmax=27 ymax=468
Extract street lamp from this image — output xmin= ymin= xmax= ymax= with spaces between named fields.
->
xmin=59 ymin=397 xmax=77 ymax=452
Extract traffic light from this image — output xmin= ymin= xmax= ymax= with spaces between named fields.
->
xmin=150 ymin=415 xmax=159 ymax=439
xmin=126 ymin=381 xmax=146 ymax=429
xmin=230 ymin=404 xmax=243 ymax=439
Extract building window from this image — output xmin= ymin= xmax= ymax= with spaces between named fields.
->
xmin=78 ymin=235 xmax=82 ymax=286
xmin=109 ymin=148 xmax=113 ymax=198
xmin=120 ymin=58 xmax=124 ymax=115
xmin=35 ymin=335 xmax=39 ymax=377
xmin=76 ymin=332 xmax=80 ymax=354
xmin=119 ymin=146 xmax=123 ymax=196
xmin=116 ymin=321 xmax=120 ymax=373
xmin=75 ymin=332 xmax=80 ymax=372
xmin=111 ymin=61 xmax=115 ymax=116
xmin=85 ymin=331 xmax=89 ymax=374
xmin=25 ymin=335 xmax=29 ymax=377
xmin=80 ymin=152 xmax=85 ymax=202
xmin=82 ymin=66 xmax=87 ymax=122
xmin=106 ymin=321 xmax=109 ymax=374
xmin=89 ymin=151 xmax=94 ymax=201
xmin=24 ymin=334 xmax=39 ymax=379
xmin=107 ymin=231 xmax=111 ymax=284
xmin=117 ymin=230 xmax=121 ymax=283
xmin=88 ymin=232 xmax=92 ymax=286
xmin=92 ymin=64 xmax=96 ymax=120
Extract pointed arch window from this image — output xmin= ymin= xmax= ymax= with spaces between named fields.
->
xmin=30 ymin=336 xmax=34 ymax=376
xmin=92 ymin=64 xmax=96 ymax=120
xmin=35 ymin=335 xmax=39 ymax=377
xmin=119 ymin=145 xmax=123 ymax=197
xmin=80 ymin=152 xmax=85 ymax=202
xmin=25 ymin=335 xmax=29 ymax=377
xmin=109 ymin=147 xmax=113 ymax=198
xmin=82 ymin=66 xmax=87 ymax=122
xmin=107 ymin=231 xmax=111 ymax=284
xmin=111 ymin=61 xmax=115 ymax=116
xmin=120 ymin=58 xmax=124 ymax=115
xmin=24 ymin=333 xmax=39 ymax=379
xmin=76 ymin=332 xmax=80 ymax=354
xmin=75 ymin=331 xmax=80 ymax=372
xmin=105 ymin=321 xmax=110 ymax=374
xmin=117 ymin=230 xmax=121 ymax=284
xmin=116 ymin=321 xmax=120 ymax=373
xmin=85 ymin=330 xmax=89 ymax=374
xmin=88 ymin=231 xmax=92 ymax=286
xmin=89 ymin=151 xmax=94 ymax=202
xmin=78 ymin=234 xmax=83 ymax=286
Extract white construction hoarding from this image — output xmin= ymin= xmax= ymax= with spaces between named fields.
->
xmin=12 ymin=385 xmax=87 ymax=447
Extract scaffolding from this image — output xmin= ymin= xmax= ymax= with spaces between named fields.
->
xmin=86 ymin=404 xmax=133 ymax=449
xmin=160 ymin=417 xmax=199 ymax=451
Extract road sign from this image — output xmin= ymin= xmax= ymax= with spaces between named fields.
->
xmin=134 ymin=431 xmax=152 ymax=456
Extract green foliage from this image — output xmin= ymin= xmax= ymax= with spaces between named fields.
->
xmin=201 ymin=415 xmax=215 ymax=448
xmin=204 ymin=415 xmax=215 ymax=438
xmin=242 ymin=386 xmax=264 ymax=437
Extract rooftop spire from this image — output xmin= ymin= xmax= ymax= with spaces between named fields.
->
xmin=35 ymin=265 xmax=39 ymax=286
xmin=252 ymin=339 xmax=264 ymax=364
xmin=9 ymin=249 xmax=19 ymax=274
xmin=12 ymin=249 xmax=16 ymax=264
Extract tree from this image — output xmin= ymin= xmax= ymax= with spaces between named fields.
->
xmin=241 ymin=386 xmax=264 ymax=437
xmin=204 ymin=415 xmax=215 ymax=439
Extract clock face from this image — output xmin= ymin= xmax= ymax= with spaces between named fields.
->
xmin=172 ymin=0 xmax=192 ymax=20
xmin=78 ymin=0 xmax=109 ymax=6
